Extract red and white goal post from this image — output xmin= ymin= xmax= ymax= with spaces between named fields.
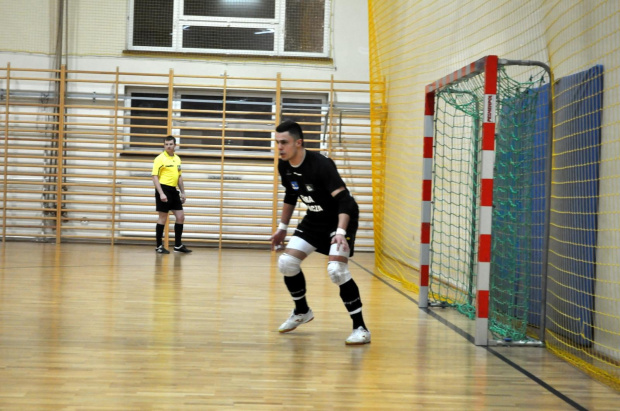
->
xmin=418 ymin=55 xmax=552 ymax=346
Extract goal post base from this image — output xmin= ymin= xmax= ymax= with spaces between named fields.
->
xmin=489 ymin=339 xmax=545 ymax=348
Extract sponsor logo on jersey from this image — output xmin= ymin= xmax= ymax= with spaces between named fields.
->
xmin=291 ymin=181 xmax=299 ymax=190
xmin=293 ymin=172 xmax=302 ymax=176
xmin=300 ymin=194 xmax=323 ymax=212
xmin=305 ymin=184 xmax=314 ymax=192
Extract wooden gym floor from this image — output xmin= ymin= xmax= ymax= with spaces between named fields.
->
xmin=0 ymin=242 xmax=618 ymax=410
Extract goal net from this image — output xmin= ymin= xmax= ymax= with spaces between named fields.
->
xmin=419 ymin=56 xmax=551 ymax=345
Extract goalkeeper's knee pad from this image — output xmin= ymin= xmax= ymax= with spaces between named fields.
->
xmin=278 ymin=253 xmax=302 ymax=277
xmin=327 ymin=261 xmax=352 ymax=286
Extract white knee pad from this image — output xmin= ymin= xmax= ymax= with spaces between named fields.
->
xmin=279 ymin=253 xmax=302 ymax=277
xmin=327 ymin=261 xmax=352 ymax=286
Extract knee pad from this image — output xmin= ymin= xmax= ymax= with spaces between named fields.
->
xmin=327 ymin=261 xmax=352 ymax=286
xmin=279 ymin=253 xmax=302 ymax=277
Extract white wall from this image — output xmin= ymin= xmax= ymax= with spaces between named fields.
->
xmin=0 ymin=0 xmax=370 ymax=89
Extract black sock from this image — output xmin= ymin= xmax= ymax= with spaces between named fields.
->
xmin=350 ymin=312 xmax=367 ymax=330
xmin=284 ymin=271 xmax=309 ymax=314
xmin=339 ymin=279 xmax=367 ymax=330
xmin=174 ymin=223 xmax=183 ymax=247
xmin=156 ymin=223 xmax=165 ymax=247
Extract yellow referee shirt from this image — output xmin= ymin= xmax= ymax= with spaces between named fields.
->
xmin=152 ymin=151 xmax=182 ymax=187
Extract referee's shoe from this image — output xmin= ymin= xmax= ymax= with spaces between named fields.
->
xmin=174 ymin=244 xmax=192 ymax=253
xmin=155 ymin=245 xmax=170 ymax=254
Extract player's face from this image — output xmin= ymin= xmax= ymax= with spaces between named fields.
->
xmin=164 ymin=140 xmax=176 ymax=155
xmin=275 ymin=131 xmax=302 ymax=162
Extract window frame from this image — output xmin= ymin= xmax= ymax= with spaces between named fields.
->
xmin=127 ymin=0 xmax=331 ymax=58
xmin=176 ymin=90 xmax=276 ymax=155
xmin=123 ymin=87 xmax=329 ymax=157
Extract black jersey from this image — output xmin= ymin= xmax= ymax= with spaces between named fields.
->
xmin=278 ymin=150 xmax=358 ymax=222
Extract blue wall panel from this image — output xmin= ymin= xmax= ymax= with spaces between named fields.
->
xmin=547 ymin=65 xmax=603 ymax=346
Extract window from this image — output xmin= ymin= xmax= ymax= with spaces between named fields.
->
xmin=178 ymin=94 xmax=274 ymax=151
xmin=128 ymin=92 xmax=169 ymax=149
xmin=129 ymin=0 xmax=330 ymax=57
xmin=125 ymin=89 xmax=327 ymax=154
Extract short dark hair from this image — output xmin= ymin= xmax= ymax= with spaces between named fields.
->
xmin=164 ymin=135 xmax=176 ymax=144
xmin=276 ymin=120 xmax=304 ymax=146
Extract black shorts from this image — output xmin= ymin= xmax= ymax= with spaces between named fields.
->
xmin=155 ymin=184 xmax=183 ymax=212
xmin=292 ymin=214 xmax=358 ymax=257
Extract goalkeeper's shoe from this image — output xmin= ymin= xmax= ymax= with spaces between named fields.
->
xmin=278 ymin=308 xmax=314 ymax=333
xmin=345 ymin=326 xmax=371 ymax=345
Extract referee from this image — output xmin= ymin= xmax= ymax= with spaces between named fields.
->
xmin=152 ymin=135 xmax=192 ymax=254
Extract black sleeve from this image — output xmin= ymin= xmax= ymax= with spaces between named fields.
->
xmin=284 ymin=192 xmax=298 ymax=206
xmin=322 ymin=157 xmax=346 ymax=194
xmin=278 ymin=161 xmax=298 ymax=205
xmin=334 ymin=189 xmax=359 ymax=217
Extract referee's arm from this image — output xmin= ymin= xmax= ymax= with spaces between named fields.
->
xmin=178 ymin=175 xmax=186 ymax=203
xmin=153 ymin=175 xmax=167 ymax=202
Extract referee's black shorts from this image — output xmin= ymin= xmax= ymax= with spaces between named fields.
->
xmin=155 ymin=184 xmax=183 ymax=212
xmin=293 ymin=214 xmax=359 ymax=257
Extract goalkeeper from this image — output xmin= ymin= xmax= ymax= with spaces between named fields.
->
xmin=270 ymin=120 xmax=371 ymax=345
